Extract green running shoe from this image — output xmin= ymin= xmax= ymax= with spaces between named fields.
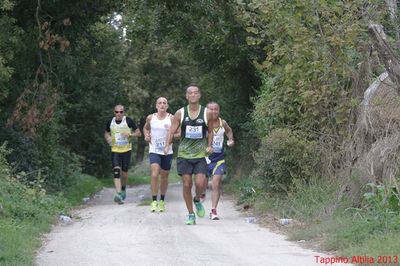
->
xmin=150 ymin=200 xmax=158 ymax=212
xmin=194 ymin=200 xmax=205 ymax=218
xmin=185 ymin=213 xmax=196 ymax=225
xmin=158 ymin=200 xmax=165 ymax=212
xmin=113 ymin=194 xmax=123 ymax=205
xmin=120 ymin=191 xmax=126 ymax=200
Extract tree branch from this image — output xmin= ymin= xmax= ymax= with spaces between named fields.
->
xmin=368 ymin=23 xmax=400 ymax=93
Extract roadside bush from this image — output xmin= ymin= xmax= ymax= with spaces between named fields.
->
xmin=0 ymin=142 xmax=66 ymax=221
xmin=362 ymin=181 xmax=400 ymax=215
xmin=355 ymin=180 xmax=400 ymax=231
xmin=251 ymin=128 xmax=319 ymax=193
xmin=0 ymin=126 xmax=40 ymax=179
xmin=0 ymin=143 xmax=66 ymax=218
xmin=40 ymin=149 xmax=82 ymax=193
xmin=0 ymin=121 xmax=82 ymax=193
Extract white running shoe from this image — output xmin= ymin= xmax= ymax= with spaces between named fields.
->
xmin=209 ymin=209 xmax=219 ymax=220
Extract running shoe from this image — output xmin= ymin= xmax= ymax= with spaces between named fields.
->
xmin=199 ymin=192 xmax=206 ymax=203
xmin=120 ymin=191 xmax=126 ymax=200
xmin=150 ymin=200 xmax=158 ymax=212
xmin=185 ymin=213 xmax=196 ymax=225
xmin=158 ymin=200 xmax=165 ymax=212
xmin=113 ymin=194 xmax=124 ymax=205
xmin=194 ymin=200 xmax=205 ymax=218
xmin=210 ymin=209 xmax=219 ymax=220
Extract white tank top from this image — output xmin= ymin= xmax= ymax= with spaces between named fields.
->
xmin=149 ymin=113 xmax=173 ymax=155
xmin=212 ymin=118 xmax=225 ymax=153
xmin=110 ymin=116 xmax=132 ymax=153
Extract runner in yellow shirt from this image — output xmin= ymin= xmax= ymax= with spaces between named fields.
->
xmin=104 ymin=105 xmax=141 ymax=204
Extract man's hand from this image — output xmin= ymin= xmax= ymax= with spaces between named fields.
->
xmin=227 ymin=139 xmax=235 ymax=147
xmin=144 ymin=133 xmax=151 ymax=142
xmin=206 ymin=146 xmax=213 ymax=154
xmin=106 ymin=136 xmax=112 ymax=146
xmin=163 ymin=146 xmax=169 ymax=155
xmin=121 ymin=132 xmax=131 ymax=138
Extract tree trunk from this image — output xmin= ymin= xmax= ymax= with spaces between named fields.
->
xmin=368 ymin=23 xmax=400 ymax=93
xmin=135 ymin=116 xmax=146 ymax=163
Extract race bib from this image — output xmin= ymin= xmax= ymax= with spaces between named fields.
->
xmin=185 ymin=125 xmax=202 ymax=139
xmin=155 ymin=137 xmax=166 ymax=151
xmin=115 ymin=133 xmax=128 ymax=146
xmin=212 ymin=135 xmax=224 ymax=153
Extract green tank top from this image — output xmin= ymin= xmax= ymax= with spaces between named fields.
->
xmin=178 ymin=105 xmax=208 ymax=159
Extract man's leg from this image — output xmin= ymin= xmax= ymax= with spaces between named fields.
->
xmin=194 ymin=173 xmax=207 ymax=201
xmin=193 ymin=173 xmax=206 ymax=218
xmin=116 ymin=171 xmax=128 ymax=201
xmin=182 ymin=174 xmax=194 ymax=213
xmin=150 ymin=163 xmax=161 ymax=198
xmin=193 ymin=158 xmax=209 ymax=218
xmin=111 ymin=153 xmax=121 ymax=193
xmin=158 ymin=169 xmax=169 ymax=212
xmin=160 ymin=169 xmax=169 ymax=198
xmin=193 ymin=158 xmax=208 ymax=200
xmin=159 ymin=154 xmax=172 ymax=201
xmin=211 ymin=174 xmax=223 ymax=209
xmin=119 ymin=151 xmax=131 ymax=201
xmin=111 ymin=152 xmax=124 ymax=204
xmin=121 ymin=171 xmax=128 ymax=190
xmin=200 ymin=177 xmax=208 ymax=202
xmin=113 ymin=167 xmax=122 ymax=193
xmin=177 ymin=158 xmax=196 ymax=224
xmin=113 ymin=166 xmax=124 ymax=204
xmin=150 ymin=163 xmax=160 ymax=212
xmin=210 ymin=162 xmax=225 ymax=219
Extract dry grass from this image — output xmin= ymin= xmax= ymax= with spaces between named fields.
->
xmin=344 ymin=73 xmax=400 ymax=204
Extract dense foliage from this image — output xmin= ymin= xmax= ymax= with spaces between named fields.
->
xmin=0 ymin=0 xmax=126 ymax=189
xmin=2 ymin=1 xmax=400 ymax=263
xmin=0 ymin=0 xmax=398 ymax=201
xmin=244 ymin=0 xmax=394 ymax=192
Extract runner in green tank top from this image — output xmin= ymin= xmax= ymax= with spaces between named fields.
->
xmin=178 ymin=105 xmax=209 ymax=159
xmin=165 ymin=84 xmax=213 ymax=225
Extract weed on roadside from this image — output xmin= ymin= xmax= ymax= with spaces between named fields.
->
xmin=247 ymin=177 xmax=400 ymax=258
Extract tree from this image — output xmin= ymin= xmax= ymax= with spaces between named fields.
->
xmin=0 ymin=0 xmax=127 ymax=187
xmin=123 ymin=0 xmax=260 ymax=166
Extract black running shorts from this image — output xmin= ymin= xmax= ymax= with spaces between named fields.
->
xmin=177 ymin=157 xmax=207 ymax=176
xmin=111 ymin=151 xmax=131 ymax=172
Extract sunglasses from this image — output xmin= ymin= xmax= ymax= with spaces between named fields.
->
xmin=114 ymin=111 xmax=124 ymax=114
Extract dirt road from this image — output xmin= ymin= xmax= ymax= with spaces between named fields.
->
xmin=36 ymin=183 xmax=347 ymax=266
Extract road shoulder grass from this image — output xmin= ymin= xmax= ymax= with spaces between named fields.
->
xmin=228 ymin=178 xmax=400 ymax=262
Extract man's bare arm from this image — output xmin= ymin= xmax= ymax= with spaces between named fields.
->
xmin=131 ymin=128 xmax=141 ymax=138
xmin=170 ymin=115 xmax=181 ymax=139
xmin=223 ymin=120 xmax=234 ymax=147
xmin=164 ymin=110 xmax=181 ymax=154
xmin=143 ymin=115 xmax=152 ymax=142
xmin=104 ymin=131 xmax=112 ymax=146
xmin=206 ymin=109 xmax=214 ymax=153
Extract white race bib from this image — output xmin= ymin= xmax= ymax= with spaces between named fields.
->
xmin=212 ymin=135 xmax=224 ymax=153
xmin=155 ymin=137 xmax=166 ymax=151
xmin=185 ymin=125 xmax=202 ymax=139
xmin=115 ymin=133 xmax=128 ymax=146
